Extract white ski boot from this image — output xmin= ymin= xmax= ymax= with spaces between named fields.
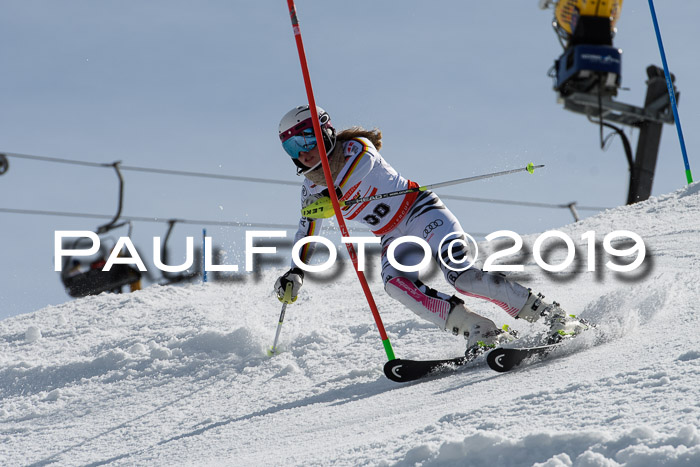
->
xmin=516 ymin=292 xmax=589 ymax=344
xmin=444 ymin=299 xmax=517 ymax=359
xmin=464 ymin=324 xmax=517 ymax=360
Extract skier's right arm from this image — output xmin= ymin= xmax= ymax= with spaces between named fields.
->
xmin=274 ymin=183 xmax=324 ymax=301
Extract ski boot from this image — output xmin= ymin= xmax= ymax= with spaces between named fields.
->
xmin=464 ymin=324 xmax=518 ymax=360
xmin=443 ymin=297 xmax=518 ymax=360
xmin=516 ymin=292 xmax=590 ymax=344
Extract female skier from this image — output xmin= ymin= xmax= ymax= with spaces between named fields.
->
xmin=274 ymin=105 xmax=586 ymax=356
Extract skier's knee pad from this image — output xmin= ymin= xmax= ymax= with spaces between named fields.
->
xmin=385 ymin=277 xmax=456 ymax=329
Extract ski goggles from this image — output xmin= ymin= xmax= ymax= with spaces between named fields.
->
xmin=280 ymin=122 xmax=317 ymax=160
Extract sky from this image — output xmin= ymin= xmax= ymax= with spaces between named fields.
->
xmin=1 ymin=0 xmax=698 ymax=319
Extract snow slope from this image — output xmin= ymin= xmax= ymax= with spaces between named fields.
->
xmin=2 ymin=184 xmax=700 ymax=466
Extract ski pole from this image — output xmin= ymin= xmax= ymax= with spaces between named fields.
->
xmin=268 ymin=282 xmax=294 ymax=356
xmin=286 ymin=0 xmax=396 ymax=361
xmin=302 ymin=163 xmax=544 ymax=218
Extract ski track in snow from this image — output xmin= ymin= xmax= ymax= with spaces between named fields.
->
xmin=1 ymin=184 xmax=700 ymax=466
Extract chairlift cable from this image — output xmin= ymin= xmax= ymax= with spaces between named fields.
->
xmin=1 ymin=152 xmax=611 ymax=214
xmin=2 ymin=151 xmax=298 ymax=186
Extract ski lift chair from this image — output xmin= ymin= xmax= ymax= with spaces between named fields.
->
xmin=59 ymin=162 xmax=143 ymax=298
xmin=61 ymin=238 xmax=143 ymax=298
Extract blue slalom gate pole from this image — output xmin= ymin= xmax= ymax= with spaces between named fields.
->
xmin=647 ymin=0 xmax=693 ymax=184
xmin=202 ymin=228 xmax=208 ymax=283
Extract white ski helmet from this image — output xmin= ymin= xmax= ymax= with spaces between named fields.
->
xmin=278 ymin=105 xmax=336 ymax=174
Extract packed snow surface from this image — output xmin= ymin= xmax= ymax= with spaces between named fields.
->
xmin=2 ymin=184 xmax=700 ymax=466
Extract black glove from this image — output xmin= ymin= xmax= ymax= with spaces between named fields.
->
xmin=274 ymin=267 xmax=304 ymax=303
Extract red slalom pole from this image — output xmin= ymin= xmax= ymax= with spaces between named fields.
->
xmin=285 ymin=0 xmax=395 ymax=361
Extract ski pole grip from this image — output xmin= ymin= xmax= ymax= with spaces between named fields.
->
xmin=282 ymin=282 xmax=294 ymax=304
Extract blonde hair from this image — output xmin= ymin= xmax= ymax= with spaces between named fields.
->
xmin=337 ymin=126 xmax=382 ymax=151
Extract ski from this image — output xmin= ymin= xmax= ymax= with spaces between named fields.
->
xmin=486 ymin=344 xmax=560 ymax=373
xmin=487 ymin=318 xmax=596 ymax=373
xmin=384 ymin=356 xmax=474 ymax=383
xmin=386 ymin=325 xmax=592 ymax=382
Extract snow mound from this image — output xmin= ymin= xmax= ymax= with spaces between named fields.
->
xmin=1 ymin=184 xmax=699 ymax=466
xmin=400 ymin=426 xmax=700 ymax=466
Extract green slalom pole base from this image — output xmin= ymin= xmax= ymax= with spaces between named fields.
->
xmin=383 ymin=339 xmax=396 ymax=361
